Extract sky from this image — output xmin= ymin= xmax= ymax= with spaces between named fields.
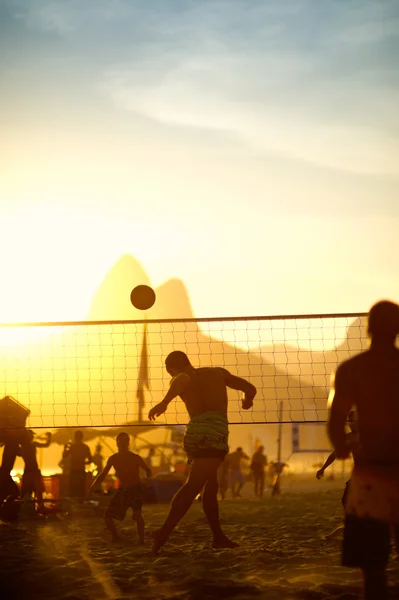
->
xmin=1 ymin=0 xmax=399 ymax=323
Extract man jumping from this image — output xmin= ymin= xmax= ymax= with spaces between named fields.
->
xmin=148 ymin=351 xmax=256 ymax=554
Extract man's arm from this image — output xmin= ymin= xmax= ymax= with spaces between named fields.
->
xmin=328 ymin=364 xmax=353 ymax=459
xmin=88 ymin=458 xmax=113 ymax=495
xmin=85 ymin=445 xmax=93 ymax=464
xmin=148 ymin=373 xmax=190 ymax=421
xmin=34 ymin=432 xmax=52 ymax=449
xmin=316 ymin=451 xmax=336 ymax=479
xmin=222 ymin=370 xmax=257 ymax=409
xmin=138 ymin=456 xmax=152 ymax=478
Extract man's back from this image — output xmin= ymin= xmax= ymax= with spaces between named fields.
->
xmin=338 ymin=346 xmax=399 ymax=462
xmin=110 ymin=451 xmax=147 ymax=488
xmin=69 ymin=441 xmax=91 ymax=471
xmin=178 ymin=367 xmax=229 ymax=419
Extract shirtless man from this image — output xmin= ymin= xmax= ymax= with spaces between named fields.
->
xmin=251 ymin=446 xmax=268 ymax=498
xmin=228 ymin=447 xmax=249 ymax=498
xmin=148 ymin=351 xmax=256 ymax=554
xmin=88 ymin=432 xmax=152 ymax=543
xmin=67 ymin=430 xmax=92 ymax=499
xmin=328 ymin=300 xmax=399 ymax=600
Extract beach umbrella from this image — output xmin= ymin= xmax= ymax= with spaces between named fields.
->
xmin=50 ymin=420 xmax=156 ymax=445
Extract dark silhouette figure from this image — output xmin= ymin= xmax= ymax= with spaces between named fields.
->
xmin=20 ymin=430 xmax=51 ymax=512
xmin=148 ymin=350 xmax=256 ymax=554
xmin=67 ymin=431 xmax=92 ymax=499
xmin=144 ymin=447 xmax=156 ymax=470
xmin=58 ymin=442 xmax=72 ymax=497
xmin=328 ymin=300 xmax=399 ymax=600
xmin=250 ymin=445 xmax=268 ymax=498
xmin=0 ymin=430 xmax=22 ymax=505
xmin=228 ymin=447 xmax=250 ymax=498
xmin=88 ymin=432 xmax=151 ymax=543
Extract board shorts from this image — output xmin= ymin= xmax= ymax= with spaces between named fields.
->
xmin=21 ymin=469 xmax=44 ymax=496
xmin=343 ymin=462 xmax=399 ymax=568
xmin=183 ymin=412 xmax=229 ymax=462
xmin=230 ymin=469 xmax=245 ymax=486
xmin=105 ymin=485 xmax=143 ymax=521
xmin=68 ymin=470 xmax=87 ymax=498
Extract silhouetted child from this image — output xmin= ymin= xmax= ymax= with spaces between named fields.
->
xmin=20 ymin=430 xmax=51 ymax=512
xmin=88 ymin=432 xmax=152 ymax=543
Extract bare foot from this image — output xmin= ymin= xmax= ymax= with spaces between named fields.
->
xmin=212 ymin=535 xmax=239 ymax=549
xmin=151 ymin=529 xmax=168 ymax=555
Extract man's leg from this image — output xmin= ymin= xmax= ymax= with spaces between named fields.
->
xmin=259 ymin=473 xmax=265 ymax=498
xmin=362 ymin=568 xmax=388 ymax=600
xmin=236 ymin=472 xmax=244 ymax=497
xmin=152 ymin=459 xmax=213 ymax=554
xmin=202 ymin=468 xmax=238 ymax=549
xmin=104 ymin=515 xmax=120 ymax=541
xmin=133 ymin=510 xmax=145 ymax=544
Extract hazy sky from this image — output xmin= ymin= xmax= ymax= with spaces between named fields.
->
xmin=1 ymin=0 xmax=398 ymax=322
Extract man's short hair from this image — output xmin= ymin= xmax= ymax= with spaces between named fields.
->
xmin=116 ymin=432 xmax=129 ymax=444
xmin=165 ymin=351 xmax=191 ymax=370
xmin=74 ymin=430 xmax=83 ymax=441
xmin=368 ymin=300 xmax=399 ymax=338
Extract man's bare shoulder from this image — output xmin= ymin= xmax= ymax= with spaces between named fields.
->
xmin=336 ymin=350 xmax=372 ymax=376
xmin=196 ymin=366 xmax=230 ymax=377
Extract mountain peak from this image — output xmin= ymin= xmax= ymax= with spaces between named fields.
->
xmin=87 ymin=256 xmax=194 ymax=321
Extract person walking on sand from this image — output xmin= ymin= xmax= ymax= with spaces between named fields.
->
xmin=148 ymin=351 xmax=256 ymax=554
xmin=251 ymin=446 xmax=267 ymax=498
xmin=228 ymin=447 xmax=249 ymax=498
xmin=328 ymin=300 xmax=399 ymax=600
xmin=20 ymin=430 xmax=52 ymax=512
xmin=67 ymin=430 xmax=93 ymax=499
xmin=88 ymin=432 xmax=152 ymax=543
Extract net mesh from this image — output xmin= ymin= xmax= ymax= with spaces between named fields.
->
xmin=0 ymin=313 xmax=368 ymax=430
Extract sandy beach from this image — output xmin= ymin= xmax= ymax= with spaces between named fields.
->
xmin=1 ymin=485 xmax=398 ymax=600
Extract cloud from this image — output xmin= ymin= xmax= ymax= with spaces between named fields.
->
xmin=6 ymin=0 xmax=399 ymax=175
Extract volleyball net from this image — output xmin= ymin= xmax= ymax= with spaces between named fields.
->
xmin=0 ymin=313 xmax=368 ymax=433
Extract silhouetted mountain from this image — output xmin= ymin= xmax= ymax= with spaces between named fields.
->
xmin=153 ymin=278 xmax=194 ymax=320
xmin=88 ymin=254 xmax=150 ymax=320
xmin=88 ymin=255 xmax=194 ymax=321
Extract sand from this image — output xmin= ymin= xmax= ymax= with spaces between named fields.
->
xmin=1 ymin=487 xmax=398 ymax=600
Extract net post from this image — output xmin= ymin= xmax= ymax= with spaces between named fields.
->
xmin=272 ymin=400 xmax=284 ymax=497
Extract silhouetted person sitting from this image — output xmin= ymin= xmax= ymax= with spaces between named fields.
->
xmin=88 ymin=432 xmax=151 ymax=543
xmin=251 ymin=446 xmax=268 ymax=498
xmin=148 ymin=350 xmax=256 ymax=554
xmin=328 ymin=300 xmax=399 ymax=600
xmin=20 ymin=430 xmax=51 ymax=512
xmin=67 ymin=430 xmax=92 ymax=499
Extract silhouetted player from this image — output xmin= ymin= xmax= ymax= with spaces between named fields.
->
xmin=328 ymin=300 xmax=399 ymax=600
xmin=148 ymin=350 xmax=256 ymax=554
xmin=20 ymin=430 xmax=51 ymax=512
xmin=88 ymin=432 xmax=152 ymax=543
xmin=251 ymin=445 xmax=268 ymax=498
xmin=228 ymin=447 xmax=249 ymax=498
xmin=67 ymin=431 xmax=92 ymax=498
